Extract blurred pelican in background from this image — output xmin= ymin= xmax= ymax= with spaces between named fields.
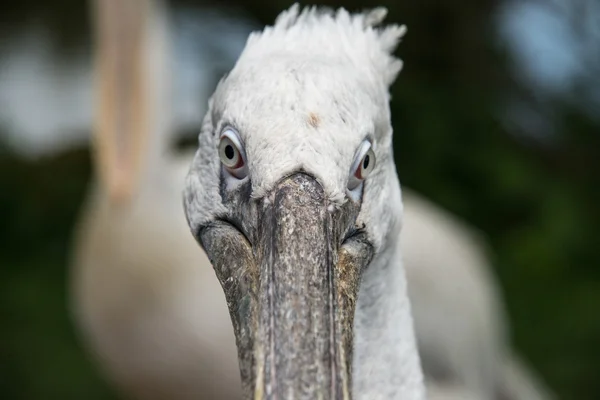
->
xmin=69 ymin=0 xmax=239 ymax=398
xmin=0 ymin=0 xmax=553 ymax=399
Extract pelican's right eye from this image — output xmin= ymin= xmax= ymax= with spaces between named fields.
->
xmin=219 ymin=129 xmax=248 ymax=179
xmin=347 ymin=140 xmax=375 ymax=191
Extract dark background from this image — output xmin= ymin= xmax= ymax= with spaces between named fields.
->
xmin=0 ymin=0 xmax=598 ymax=399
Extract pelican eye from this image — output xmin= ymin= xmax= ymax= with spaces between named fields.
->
xmin=219 ymin=129 xmax=248 ymax=179
xmin=348 ymin=140 xmax=376 ymax=191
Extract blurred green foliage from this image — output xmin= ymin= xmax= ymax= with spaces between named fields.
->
xmin=0 ymin=146 xmax=115 ymax=398
xmin=0 ymin=0 xmax=598 ymax=399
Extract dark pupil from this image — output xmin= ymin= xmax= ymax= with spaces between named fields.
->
xmin=225 ymin=144 xmax=235 ymax=160
xmin=362 ymin=154 xmax=370 ymax=169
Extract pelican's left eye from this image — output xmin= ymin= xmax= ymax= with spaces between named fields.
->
xmin=348 ymin=141 xmax=376 ymax=191
xmin=219 ymin=128 xmax=248 ymax=179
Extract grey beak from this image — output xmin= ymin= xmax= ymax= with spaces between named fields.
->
xmin=199 ymin=173 xmax=373 ymax=399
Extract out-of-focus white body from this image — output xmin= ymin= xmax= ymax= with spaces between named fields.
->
xmin=70 ymin=1 xmax=239 ymax=398
xmin=404 ymin=194 xmax=554 ymax=400
xmin=403 ymin=192 xmax=504 ymax=399
xmin=71 ymin=154 xmax=240 ymax=400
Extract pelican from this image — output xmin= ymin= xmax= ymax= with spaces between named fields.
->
xmin=183 ymin=5 xmax=425 ymax=399
xmin=70 ymin=0 xmax=238 ymax=398
xmin=71 ymin=1 xmax=552 ymax=399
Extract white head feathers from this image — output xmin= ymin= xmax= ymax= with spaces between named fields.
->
xmin=242 ymin=4 xmax=407 ymax=88
xmin=185 ymin=4 xmax=407 ymax=251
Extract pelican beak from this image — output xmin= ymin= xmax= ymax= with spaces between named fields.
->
xmin=92 ymin=0 xmax=151 ymax=204
xmin=199 ymin=173 xmax=374 ymax=399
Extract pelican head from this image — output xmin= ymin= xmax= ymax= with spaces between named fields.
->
xmin=184 ymin=5 xmax=422 ymax=399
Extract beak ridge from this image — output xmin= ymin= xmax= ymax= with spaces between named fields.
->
xmin=200 ymin=173 xmax=373 ymax=399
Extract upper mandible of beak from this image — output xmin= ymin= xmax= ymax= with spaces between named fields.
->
xmin=199 ymin=173 xmax=374 ymax=399
xmin=92 ymin=0 xmax=153 ymax=204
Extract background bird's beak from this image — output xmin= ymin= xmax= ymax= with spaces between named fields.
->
xmin=92 ymin=0 xmax=151 ymax=204
xmin=200 ymin=173 xmax=373 ymax=399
